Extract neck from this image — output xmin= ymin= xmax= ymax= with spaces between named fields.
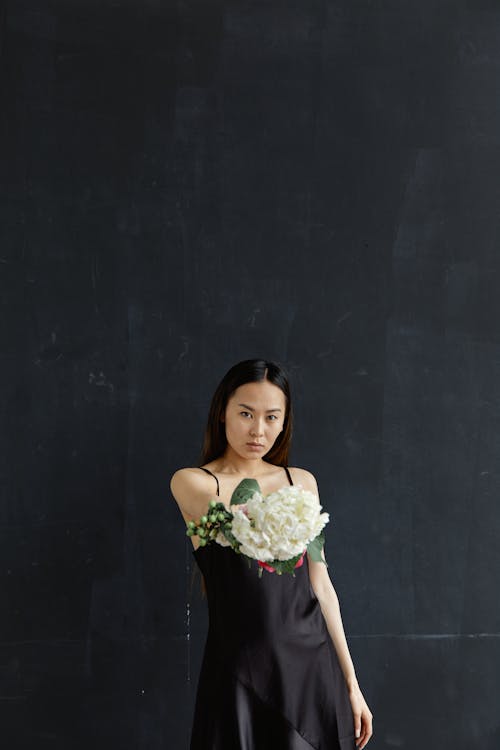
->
xmin=215 ymin=447 xmax=270 ymax=477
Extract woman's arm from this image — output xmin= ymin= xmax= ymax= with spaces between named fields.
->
xmin=307 ymin=547 xmax=359 ymax=689
xmin=308 ymin=549 xmax=373 ymax=749
xmin=295 ymin=468 xmax=374 ymax=749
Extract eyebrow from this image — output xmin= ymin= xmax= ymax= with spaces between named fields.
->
xmin=237 ymin=403 xmax=282 ymax=412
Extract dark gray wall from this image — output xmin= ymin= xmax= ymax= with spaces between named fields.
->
xmin=1 ymin=1 xmax=499 ymax=748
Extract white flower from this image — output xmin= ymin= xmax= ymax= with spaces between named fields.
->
xmin=231 ymin=499 xmax=275 ymax=561
xmin=230 ymin=485 xmax=329 ymax=562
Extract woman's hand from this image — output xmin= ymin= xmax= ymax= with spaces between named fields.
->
xmin=348 ymin=684 xmax=373 ymax=749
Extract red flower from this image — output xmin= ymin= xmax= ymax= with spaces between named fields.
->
xmin=257 ymin=550 xmax=306 ymax=573
xmin=257 ymin=560 xmax=276 ymax=573
xmin=294 ymin=550 xmax=306 ymax=568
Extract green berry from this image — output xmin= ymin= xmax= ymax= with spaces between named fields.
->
xmin=217 ymin=512 xmax=226 ymax=522
xmin=199 ymin=537 xmax=207 ymax=547
xmin=200 ymin=515 xmax=208 ymax=524
xmin=209 ymin=499 xmax=217 ymax=508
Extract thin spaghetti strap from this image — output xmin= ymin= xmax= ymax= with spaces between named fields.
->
xmin=198 ymin=466 xmax=220 ymax=496
xmin=283 ymin=466 xmax=294 ymax=486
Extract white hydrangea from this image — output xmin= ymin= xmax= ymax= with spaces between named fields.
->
xmin=230 ymin=485 xmax=329 ymax=562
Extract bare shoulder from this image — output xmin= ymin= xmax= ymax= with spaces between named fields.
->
xmin=170 ymin=466 xmax=205 ymax=494
xmin=287 ymin=466 xmax=319 ymax=494
xmin=169 ymin=467 xmax=212 ymax=518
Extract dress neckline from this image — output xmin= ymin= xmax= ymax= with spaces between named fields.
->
xmin=198 ymin=465 xmax=294 ymax=497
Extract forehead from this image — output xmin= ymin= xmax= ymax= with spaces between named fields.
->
xmin=229 ymin=380 xmax=286 ymax=408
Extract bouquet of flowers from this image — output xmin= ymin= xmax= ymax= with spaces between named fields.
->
xmin=186 ymin=477 xmax=330 ymax=576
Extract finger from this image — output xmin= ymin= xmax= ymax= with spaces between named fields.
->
xmin=353 ymin=714 xmax=362 ymax=741
xmin=357 ymin=727 xmax=366 ymax=745
xmin=357 ymin=720 xmax=373 ymax=748
xmin=355 ymin=720 xmax=369 ymax=748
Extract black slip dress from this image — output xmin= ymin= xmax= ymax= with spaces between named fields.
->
xmin=190 ymin=465 xmax=357 ymax=750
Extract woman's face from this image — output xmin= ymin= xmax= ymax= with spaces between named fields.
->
xmin=222 ymin=380 xmax=286 ymax=459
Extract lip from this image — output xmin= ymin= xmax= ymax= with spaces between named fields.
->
xmin=246 ymin=442 xmax=264 ymax=448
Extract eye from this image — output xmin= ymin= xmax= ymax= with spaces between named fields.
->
xmin=268 ymin=414 xmax=278 ymax=420
xmin=240 ymin=411 xmax=251 ymax=417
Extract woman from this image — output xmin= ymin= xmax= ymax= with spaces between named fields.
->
xmin=171 ymin=359 xmax=373 ymax=750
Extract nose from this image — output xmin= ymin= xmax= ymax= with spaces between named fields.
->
xmin=250 ymin=419 xmax=265 ymax=437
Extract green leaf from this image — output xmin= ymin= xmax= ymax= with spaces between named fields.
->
xmin=307 ymin=531 xmax=327 ymax=565
xmin=230 ymin=478 xmax=261 ymax=505
xmin=219 ymin=524 xmax=239 ymax=549
xmin=265 ymin=553 xmax=304 ymax=575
